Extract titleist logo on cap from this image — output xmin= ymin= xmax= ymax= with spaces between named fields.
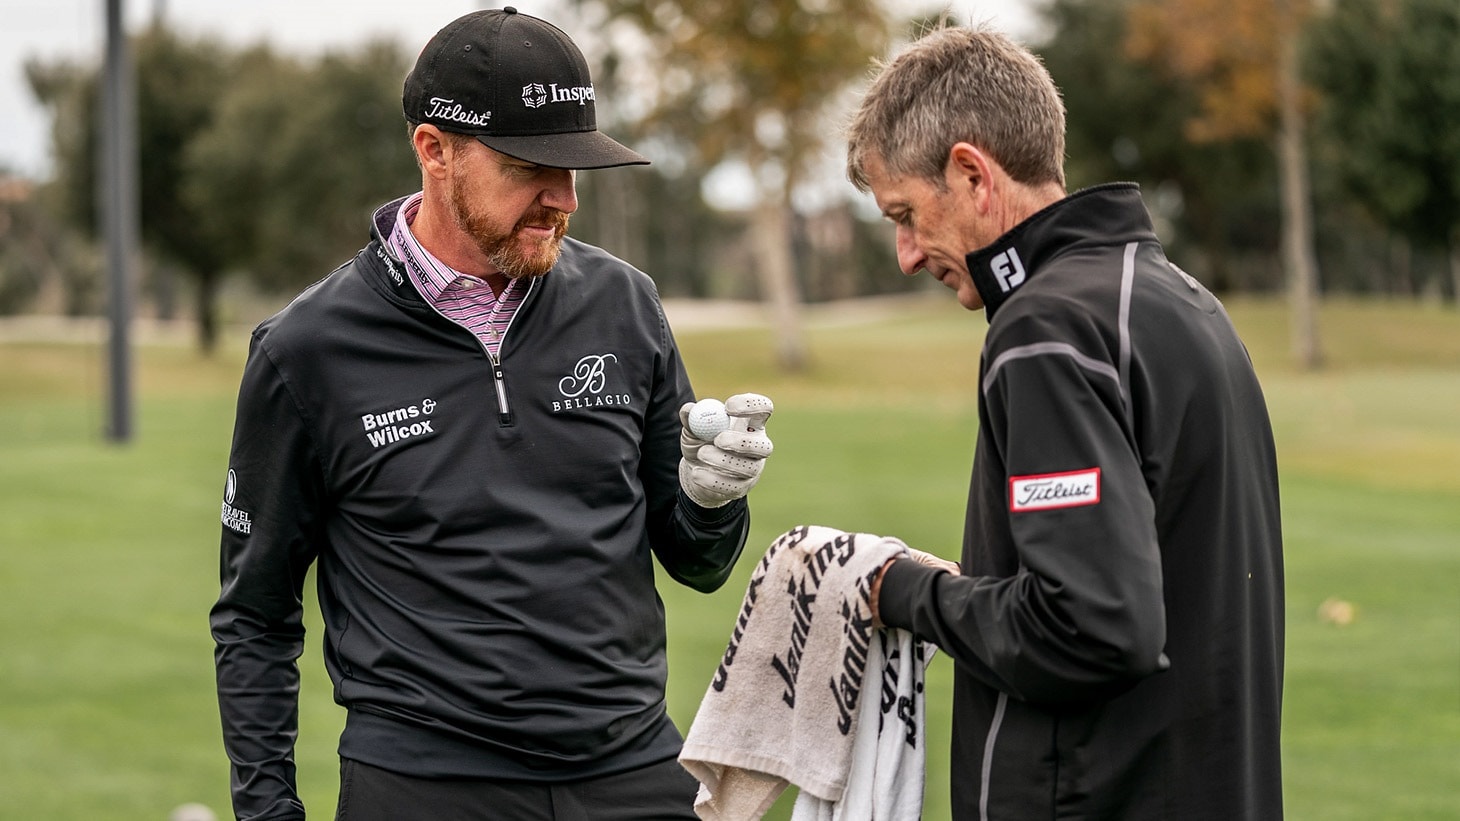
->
xmin=424 ymin=97 xmax=492 ymax=127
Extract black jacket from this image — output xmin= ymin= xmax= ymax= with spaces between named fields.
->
xmin=880 ymin=184 xmax=1284 ymax=820
xmin=211 ymin=199 xmax=749 ymax=820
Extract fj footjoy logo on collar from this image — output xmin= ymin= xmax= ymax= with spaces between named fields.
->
xmin=424 ymin=97 xmax=492 ymax=127
xmin=361 ymin=398 xmax=439 ymax=449
xmin=1010 ymin=467 xmax=1101 ymax=512
xmin=221 ymin=468 xmax=253 ymax=535
xmin=991 ymin=247 xmax=1027 ymax=293
xmin=522 ymin=83 xmax=547 ymax=108
xmin=552 ymin=353 xmax=631 ymax=412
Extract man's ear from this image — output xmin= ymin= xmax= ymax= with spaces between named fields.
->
xmin=413 ymin=124 xmax=450 ymax=180
xmin=947 ymin=142 xmax=993 ymax=209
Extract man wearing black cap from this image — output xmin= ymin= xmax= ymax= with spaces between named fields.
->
xmin=211 ymin=8 xmax=773 ymax=819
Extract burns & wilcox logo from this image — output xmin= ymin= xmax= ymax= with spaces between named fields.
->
xmin=361 ymin=398 xmax=438 ymax=449
xmin=221 ymin=468 xmax=253 ymax=535
xmin=552 ymin=353 xmax=631 ymax=412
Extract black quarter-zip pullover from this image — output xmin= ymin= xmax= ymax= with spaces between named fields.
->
xmin=880 ymin=184 xmax=1284 ymax=820
xmin=212 ymin=199 xmax=750 ymax=820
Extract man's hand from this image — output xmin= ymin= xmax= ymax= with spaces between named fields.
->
xmin=871 ymin=548 xmax=959 ymax=627
xmin=679 ymin=393 xmax=774 ymax=508
xmin=907 ymin=547 xmax=960 ymax=576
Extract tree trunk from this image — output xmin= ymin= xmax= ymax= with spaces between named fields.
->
xmin=594 ymin=167 xmax=637 ymax=268
xmin=1389 ymin=234 xmax=1413 ymax=297
xmin=195 ymin=268 xmax=219 ymax=355
xmin=1450 ymin=227 xmax=1460 ymax=308
xmin=750 ymin=189 xmax=807 ymax=371
xmin=150 ymin=259 xmax=178 ymax=321
xmin=27 ymin=230 xmax=66 ymax=314
xmin=1277 ymin=32 xmax=1323 ymax=370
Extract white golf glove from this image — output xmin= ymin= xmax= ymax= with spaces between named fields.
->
xmin=906 ymin=547 xmax=960 ymax=575
xmin=678 ymin=393 xmax=774 ymax=508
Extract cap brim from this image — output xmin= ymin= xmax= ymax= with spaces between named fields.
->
xmin=478 ymin=131 xmax=650 ymax=170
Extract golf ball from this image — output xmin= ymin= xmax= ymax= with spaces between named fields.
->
xmin=687 ymin=398 xmax=731 ymax=441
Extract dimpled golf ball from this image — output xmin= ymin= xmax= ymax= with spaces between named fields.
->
xmin=688 ymin=398 xmax=731 ymax=441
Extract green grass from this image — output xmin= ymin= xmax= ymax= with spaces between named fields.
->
xmin=0 ymin=296 xmax=1456 ymax=819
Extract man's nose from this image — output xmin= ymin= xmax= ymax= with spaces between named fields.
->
xmin=896 ymin=227 xmax=925 ymax=276
xmin=540 ymin=167 xmax=578 ymax=214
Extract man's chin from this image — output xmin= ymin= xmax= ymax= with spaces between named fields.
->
xmin=495 ymin=239 xmax=562 ymax=279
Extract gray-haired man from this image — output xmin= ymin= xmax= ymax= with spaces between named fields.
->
xmin=852 ymin=25 xmax=1284 ymax=821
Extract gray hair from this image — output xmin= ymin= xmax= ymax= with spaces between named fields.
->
xmin=846 ymin=26 xmax=1066 ymax=192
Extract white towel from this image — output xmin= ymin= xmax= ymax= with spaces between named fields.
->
xmin=792 ymin=630 xmax=929 ymax=821
xmin=680 ymin=525 xmax=931 ymax=821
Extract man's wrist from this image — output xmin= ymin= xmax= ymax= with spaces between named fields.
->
xmin=677 ymin=488 xmax=746 ymax=523
xmin=870 ymin=557 xmax=900 ymax=627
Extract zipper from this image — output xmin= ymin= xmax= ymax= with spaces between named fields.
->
xmin=979 ymin=691 xmax=1008 ymax=821
xmin=484 ymin=277 xmax=533 ymax=426
xmin=385 ymin=219 xmax=535 ymax=428
xmin=417 ymin=276 xmax=534 ymax=428
xmin=489 ymin=356 xmax=512 ymax=426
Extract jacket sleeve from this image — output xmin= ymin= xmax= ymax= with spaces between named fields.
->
xmin=642 ymin=306 xmax=750 ymax=593
xmin=210 ymin=334 xmax=325 ymax=821
xmin=880 ymin=314 xmax=1168 ymax=707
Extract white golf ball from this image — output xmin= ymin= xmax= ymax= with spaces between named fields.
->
xmin=169 ymin=805 xmax=218 ymax=821
xmin=687 ymin=398 xmax=730 ymax=441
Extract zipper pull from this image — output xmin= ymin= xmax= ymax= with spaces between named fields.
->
xmin=492 ymin=360 xmax=513 ymax=425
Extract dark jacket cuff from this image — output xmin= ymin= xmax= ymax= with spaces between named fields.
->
xmin=676 ymin=489 xmax=747 ymax=524
xmin=877 ymin=557 xmax=945 ymax=631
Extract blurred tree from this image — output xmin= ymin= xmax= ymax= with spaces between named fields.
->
xmin=183 ymin=41 xmax=418 ymax=304
xmin=1307 ymin=0 xmax=1460 ymax=304
xmin=27 ymin=27 xmax=232 ymax=349
xmin=0 ymin=192 xmax=43 ymax=313
xmin=24 ymin=60 xmax=100 ymax=236
xmin=564 ymin=42 xmax=731 ymax=300
xmin=24 ymin=57 xmax=104 ymax=315
xmin=1127 ymin=0 xmax=1325 ymax=368
xmin=131 ymin=26 xmax=230 ymax=343
xmin=0 ymin=179 xmax=104 ymax=316
xmin=28 ymin=31 xmax=419 ymax=353
xmin=574 ymin=163 xmax=732 ymax=298
xmin=1034 ymin=0 xmax=1280 ymax=293
xmin=572 ymin=0 xmax=894 ymax=370
xmin=175 ymin=46 xmax=303 ymax=344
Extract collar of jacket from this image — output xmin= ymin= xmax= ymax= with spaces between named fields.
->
xmin=359 ymin=196 xmax=427 ymax=304
xmin=965 ymin=182 xmax=1156 ymax=321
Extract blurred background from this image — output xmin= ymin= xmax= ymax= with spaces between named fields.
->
xmin=1 ymin=0 xmax=1457 ymax=819
xmin=3 ymin=0 xmax=1455 ymax=357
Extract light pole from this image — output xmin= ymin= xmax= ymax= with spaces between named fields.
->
xmin=100 ymin=0 xmax=138 ymax=442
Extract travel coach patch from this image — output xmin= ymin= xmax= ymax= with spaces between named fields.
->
xmin=221 ymin=468 xmax=253 ymax=535
xmin=1009 ymin=467 xmax=1101 ymax=512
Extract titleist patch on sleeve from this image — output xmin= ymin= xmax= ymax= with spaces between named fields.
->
xmin=1009 ymin=467 xmax=1101 ymax=512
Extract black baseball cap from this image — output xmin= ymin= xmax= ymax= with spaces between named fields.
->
xmin=403 ymin=7 xmax=649 ymax=170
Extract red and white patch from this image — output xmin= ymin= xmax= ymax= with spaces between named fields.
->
xmin=1009 ymin=467 xmax=1101 ymax=512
